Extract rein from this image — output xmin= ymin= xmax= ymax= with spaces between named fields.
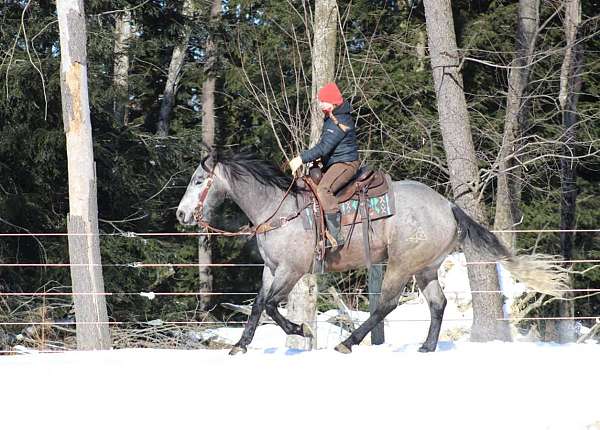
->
xmin=192 ymin=170 xmax=305 ymax=237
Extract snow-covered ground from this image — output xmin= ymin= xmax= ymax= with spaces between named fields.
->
xmin=2 ymin=342 xmax=599 ymax=430
xmin=2 ymin=253 xmax=599 ymax=430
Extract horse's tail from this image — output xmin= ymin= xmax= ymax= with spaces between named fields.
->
xmin=451 ymin=204 xmax=569 ymax=297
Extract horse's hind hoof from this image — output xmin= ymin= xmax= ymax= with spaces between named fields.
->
xmin=418 ymin=345 xmax=435 ymax=353
xmin=334 ymin=343 xmax=352 ymax=354
xmin=229 ymin=345 xmax=247 ymax=356
xmin=301 ymin=322 xmax=314 ymax=338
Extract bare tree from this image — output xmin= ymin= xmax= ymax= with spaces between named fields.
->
xmin=493 ymin=0 xmax=540 ymax=250
xmin=157 ymin=0 xmax=194 ymax=136
xmin=422 ymin=0 xmax=510 ymax=341
xmin=558 ymin=0 xmax=583 ymax=262
xmin=558 ymin=0 xmax=582 ymax=343
xmin=56 ymin=0 xmax=111 ymax=350
xmin=113 ymin=9 xmax=132 ymax=125
xmin=286 ymin=0 xmax=338 ymax=350
xmin=196 ymin=0 xmax=221 ymax=310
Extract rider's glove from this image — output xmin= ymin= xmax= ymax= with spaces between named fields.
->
xmin=289 ymin=156 xmax=303 ymax=175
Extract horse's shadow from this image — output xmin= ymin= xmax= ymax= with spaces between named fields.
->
xmin=259 ymin=341 xmax=457 ymax=355
xmin=393 ymin=341 xmax=456 ymax=353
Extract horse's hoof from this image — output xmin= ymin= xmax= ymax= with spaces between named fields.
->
xmin=418 ymin=345 xmax=435 ymax=353
xmin=334 ymin=343 xmax=352 ymax=354
xmin=301 ymin=322 xmax=314 ymax=338
xmin=229 ymin=345 xmax=247 ymax=356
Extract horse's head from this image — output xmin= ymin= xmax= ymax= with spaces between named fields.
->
xmin=176 ymin=155 xmax=227 ymax=226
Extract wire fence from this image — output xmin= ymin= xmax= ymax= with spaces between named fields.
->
xmin=0 ymin=228 xmax=599 ymax=237
xmin=1 ymin=226 xmax=598 ymax=354
xmin=1 ymin=316 xmax=600 ymax=327
xmin=0 ymin=228 xmax=597 ymax=267
xmin=1 ymin=288 xmax=600 ymax=298
xmin=2 ymin=260 xmax=600 ymax=268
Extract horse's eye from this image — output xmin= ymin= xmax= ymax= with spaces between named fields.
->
xmin=194 ymin=178 xmax=203 ymax=186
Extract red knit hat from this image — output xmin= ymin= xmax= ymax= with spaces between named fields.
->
xmin=318 ymin=82 xmax=343 ymax=105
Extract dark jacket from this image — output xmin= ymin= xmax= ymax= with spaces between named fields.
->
xmin=300 ymin=101 xmax=358 ymax=168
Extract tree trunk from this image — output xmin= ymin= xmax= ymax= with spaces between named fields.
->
xmin=57 ymin=0 xmax=111 ymax=350
xmin=197 ymin=0 xmax=221 ymax=311
xmin=157 ymin=0 xmax=194 ymax=137
xmin=286 ymin=0 xmax=338 ymax=350
xmin=308 ymin=0 xmax=338 ymax=147
xmin=201 ymin=0 xmax=220 ymax=149
xmin=415 ymin=29 xmax=426 ymax=72
xmin=196 ymin=236 xmax=213 ymax=311
xmin=558 ymin=0 xmax=582 ymax=343
xmin=422 ymin=0 xmax=510 ymax=342
xmin=113 ymin=9 xmax=132 ymax=126
xmin=493 ymin=0 xmax=539 ymax=251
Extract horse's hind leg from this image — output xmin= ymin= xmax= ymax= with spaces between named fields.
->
xmin=415 ymin=265 xmax=447 ymax=353
xmin=335 ymin=269 xmax=409 ymax=354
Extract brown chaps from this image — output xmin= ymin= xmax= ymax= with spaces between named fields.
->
xmin=317 ymin=160 xmax=360 ymax=213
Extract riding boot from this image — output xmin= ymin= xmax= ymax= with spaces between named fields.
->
xmin=325 ymin=212 xmax=344 ymax=251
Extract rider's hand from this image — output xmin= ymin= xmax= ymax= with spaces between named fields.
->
xmin=289 ymin=156 xmax=303 ymax=175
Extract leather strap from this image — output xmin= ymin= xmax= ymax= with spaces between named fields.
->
xmin=193 ymin=170 xmax=301 ymax=237
xmin=254 ymin=202 xmax=311 ymax=235
xmin=359 ymin=190 xmax=372 ymax=270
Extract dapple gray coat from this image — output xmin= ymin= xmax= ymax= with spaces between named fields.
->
xmin=177 ymin=153 xmax=567 ymax=354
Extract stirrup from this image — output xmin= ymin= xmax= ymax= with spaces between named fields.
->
xmin=325 ymin=230 xmax=339 ymax=249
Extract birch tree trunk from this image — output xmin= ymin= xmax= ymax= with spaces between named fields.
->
xmin=57 ymin=0 xmax=111 ymax=350
xmin=197 ymin=0 xmax=221 ymax=311
xmin=558 ymin=0 xmax=582 ymax=343
xmin=157 ymin=0 xmax=194 ymax=137
xmin=493 ymin=0 xmax=539 ymax=250
xmin=422 ymin=0 xmax=510 ymax=342
xmin=286 ymin=0 xmax=338 ymax=350
xmin=113 ymin=9 xmax=132 ymax=125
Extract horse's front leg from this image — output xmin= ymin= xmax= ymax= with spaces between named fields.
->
xmin=263 ymin=266 xmax=310 ymax=337
xmin=229 ymin=284 xmax=269 ymax=355
xmin=265 ymin=292 xmax=313 ymax=340
xmin=229 ymin=266 xmax=306 ymax=355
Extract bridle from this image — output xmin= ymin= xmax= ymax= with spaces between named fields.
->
xmin=192 ymin=174 xmax=214 ymax=227
xmin=192 ymin=170 xmax=241 ymax=236
xmin=192 ymin=165 xmax=306 ymax=237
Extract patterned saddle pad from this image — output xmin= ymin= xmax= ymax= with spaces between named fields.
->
xmin=298 ymin=175 xmax=396 ymax=230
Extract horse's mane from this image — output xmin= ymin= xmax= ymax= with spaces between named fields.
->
xmin=214 ymin=150 xmax=295 ymax=192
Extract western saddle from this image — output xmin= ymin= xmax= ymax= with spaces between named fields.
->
xmin=296 ymin=163 xmax=390 ymax=273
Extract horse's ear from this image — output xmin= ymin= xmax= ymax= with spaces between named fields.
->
xmin=201 ymin=155 xmax=215 ymax=173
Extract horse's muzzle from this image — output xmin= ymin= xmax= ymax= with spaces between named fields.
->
xmin=176 ymin=209 xmax=195 ymax=225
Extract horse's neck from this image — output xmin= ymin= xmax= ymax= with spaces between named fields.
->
xmin=228 ymin=177 xmax=294 ymax=226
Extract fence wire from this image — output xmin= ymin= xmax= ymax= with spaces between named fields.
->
xmin=1 ymin=226 xmax=598 ymax=352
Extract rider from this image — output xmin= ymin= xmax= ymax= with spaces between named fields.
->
xmin=289 ymin=82 xmax=359 ymax=251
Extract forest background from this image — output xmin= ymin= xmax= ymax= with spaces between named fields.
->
xmin=0 ymin=0 xmax=598 ymax=345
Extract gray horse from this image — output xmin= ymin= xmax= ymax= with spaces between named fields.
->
xmin=176 ymin=152 xmax=566 ymax=355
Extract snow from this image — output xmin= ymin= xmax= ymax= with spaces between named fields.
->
xmin=139 ymin=291 xmax=156 ymax=300
xmin=2 ymin=342 xmax=599 ymax=430
xmin=207 ymin=295 xmax=473 ymax=349
xmin=1 ymin=252 xmax=599 ymax=430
